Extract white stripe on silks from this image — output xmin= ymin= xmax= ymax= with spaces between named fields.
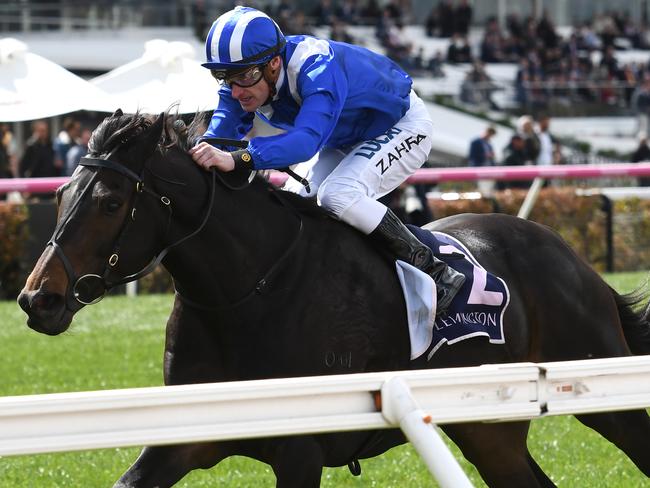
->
xmin=209 ymin=16 xmax=228 ymax=63
xmin=229 ymin=11 xmax=267 ymax=63
xmin=287 ymin=38 xmax=331 ymax=104
xmin=272 ymin=64 xmax=285 ymax=101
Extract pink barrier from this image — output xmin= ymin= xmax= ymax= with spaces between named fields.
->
xmin=408 ymin=163 xmax=650 ymax=183
xmin=3 ymin=163 xmax=650 ymax=194
xmin=0 ymin=177 xmax=69 ymax=194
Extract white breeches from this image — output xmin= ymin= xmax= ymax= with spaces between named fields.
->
xmin=283 ymin=90 xmax=433 ymax=234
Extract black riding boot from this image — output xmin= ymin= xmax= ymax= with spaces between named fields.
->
xmin=370 ymin=209 xmax=465 ymax=313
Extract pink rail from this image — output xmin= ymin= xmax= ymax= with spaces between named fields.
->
xmin=2 ymin=163 xmax=650 ymax=194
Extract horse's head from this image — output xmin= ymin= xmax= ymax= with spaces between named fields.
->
xmin=18 ymin=110 xmax=202 ymax=335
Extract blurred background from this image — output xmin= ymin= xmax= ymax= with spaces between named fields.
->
xmin=3 ymin=0 xmax=650 ymax=298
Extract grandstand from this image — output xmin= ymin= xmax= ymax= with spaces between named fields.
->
xmin=5 ymin=2 xmax=650 ymax=486
xmin=4 ymin=1 xmax=650 ymax=199
xmin=3 ymin=0 xmax=650 ymax=163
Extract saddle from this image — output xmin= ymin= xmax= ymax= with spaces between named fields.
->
xmin=400 ymin=226 xmax=510 ymax=361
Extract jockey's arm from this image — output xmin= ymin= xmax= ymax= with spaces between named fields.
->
xmin=191 ymin=93 xmax=342 ymax=172
xmin=203 ymin=86 xmax=255 ymax=147
xmin=247 ymin=53 xmax=348 ymax=169
xmin=246 ymin=91 xmax=344 ymax=169
xmin=191 ymin=87 xmax=254 ymax=171
xmin=193 ymin=53 xmax=348 ymax=172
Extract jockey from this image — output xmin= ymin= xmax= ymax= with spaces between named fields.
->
xmin=190 ymin=6 xmax=465 ymax=312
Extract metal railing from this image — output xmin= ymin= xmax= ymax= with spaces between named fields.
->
xmin=1 ymin=356 xmax=649 ymax=488
xmin=0 ymin=1 xmax=223 ymax=32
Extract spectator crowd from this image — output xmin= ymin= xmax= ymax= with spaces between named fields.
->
xmin=467 ymin=114 xmax=564 ymax=194
xmin=7 ymin=1 xmax=650 ymax=199
xmin=0 ymin=117 xmax=90 ymax=200
xmin=257 ymin=1 xmax=650 ymax=116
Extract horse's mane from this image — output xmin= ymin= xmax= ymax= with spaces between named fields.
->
xmin=88 ymin=108 xmax=330 ymax=219
xmin=88 ymin=108 xmax=207 ymax=158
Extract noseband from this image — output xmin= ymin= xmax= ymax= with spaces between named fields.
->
xmin=48 ymin=148 xmax=216 ymax=309
xmin=48 ymin=130 xmax=303 ymax=312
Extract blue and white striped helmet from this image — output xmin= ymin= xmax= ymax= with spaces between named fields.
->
xmin=202 ymin=6 xmax=286 ymax=71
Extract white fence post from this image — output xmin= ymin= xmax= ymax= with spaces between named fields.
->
xmin=517 ymin=177 xmax=545 ymax=219
xmin=126 ymin=281 xmax=138 ymax=297
xmin=382 ymin=376 xmax=474 ymax=488
xmin=0 ymin=357 xmax=649 ymax=486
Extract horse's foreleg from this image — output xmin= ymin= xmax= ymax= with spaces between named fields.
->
xmin=525 ymin=451 xmax=556 ymax=488
xmin=113 ymin=442 xmax=226 ymax=488
xmin=575 ymin=410 xmax=650 ymax=477
xmin=270 ymin=436 xmax=324 ymax=488
xmin=443 ymin=421 xmax=554 ymax=488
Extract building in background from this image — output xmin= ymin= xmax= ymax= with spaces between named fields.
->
xmin=3 ymin=1 xmax=650 ymax=34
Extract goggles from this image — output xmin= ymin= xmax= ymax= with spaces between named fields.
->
xmin=211 ymin=64 xmax=266 ymax=88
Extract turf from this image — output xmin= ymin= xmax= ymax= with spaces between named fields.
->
xmin=0 ymin=271 xmax=648 ymax=487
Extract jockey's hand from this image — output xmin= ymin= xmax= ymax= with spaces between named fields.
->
xmin=189 ymin=142 xmax=235 ymax=172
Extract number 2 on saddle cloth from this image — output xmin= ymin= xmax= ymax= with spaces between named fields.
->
xmin=407 ymin=225 xmax=510 ymax=361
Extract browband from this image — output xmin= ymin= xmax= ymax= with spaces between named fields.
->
xmin=79 ymin=157 xmax=142 ymax=183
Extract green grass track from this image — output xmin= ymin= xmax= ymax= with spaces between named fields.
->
xmin=0 ymin=272 xmax=648 ymax=487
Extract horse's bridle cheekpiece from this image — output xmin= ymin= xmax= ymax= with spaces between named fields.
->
xmin=49 ymin=125 xmax=302 ymax=312
xmin=48 ymin=143 xmax=216 ymax=309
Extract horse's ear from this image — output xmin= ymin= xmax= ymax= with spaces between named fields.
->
xmin=112 ymin=108 xmax=123 ymax=118
xmin=139 ymin=112 xmax=165 ymax=154
xmin=125 ymin=113 xmax=165 ymax=171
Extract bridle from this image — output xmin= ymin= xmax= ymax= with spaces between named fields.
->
xmin=48 ymin=133 xmax=304 ymax=313
xmin=171 ymin=139 xmax=306 ymax=312
xmin=48 ymin=145 xmax=216 ymax=309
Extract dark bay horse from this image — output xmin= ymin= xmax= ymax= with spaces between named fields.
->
xmin=18 ymin=111 xmax=650 ymax=487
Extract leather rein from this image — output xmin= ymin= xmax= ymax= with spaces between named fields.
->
xmin=49 ymin=137 xmax=302 ymax=312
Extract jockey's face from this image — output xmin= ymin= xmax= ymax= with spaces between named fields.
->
xmin=230 ymin=56 xmax=281 ymax=112
xmin=230 ymin=75 xmax=270 ymax=112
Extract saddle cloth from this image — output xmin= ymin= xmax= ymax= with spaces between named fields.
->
xmin=396 ymin=226 xmax=510 ymax=360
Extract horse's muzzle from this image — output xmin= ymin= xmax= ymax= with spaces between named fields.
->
xmin=17 ymin=289 xmax=73 ymax=335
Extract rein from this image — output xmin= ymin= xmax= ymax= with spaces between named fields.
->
xmin=50 ymin=131 xmax=304 ymax=312
xmin=163 ymin=136 xmax=305 ymax=311
xmin=174 ymin=187 xmax=304 ymax=312
xmin=201 ymin=136 xmax=311 ymax=192
xmin=49 ymin=147 xmax=216 ymax=308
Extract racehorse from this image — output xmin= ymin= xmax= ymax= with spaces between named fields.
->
xmin=18 ymin=110 xmax=650 ymax=488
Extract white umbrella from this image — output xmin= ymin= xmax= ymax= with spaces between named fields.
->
xmin=0 ymin=38 xmax=110 ymax=122
xmin=90 ymin=40 xmax=219 ymax=115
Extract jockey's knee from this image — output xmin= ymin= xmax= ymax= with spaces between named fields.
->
xmin=320 ymin=181 xmax=387 ymax=234
xmin=317 ymin=179 xmax=366 ymax=217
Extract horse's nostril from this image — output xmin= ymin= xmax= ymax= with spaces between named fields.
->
xmin=36 ymin=291 xmax=61 ymax=310
xmin=18 ymin=289 xmax=72 ymax=335
xmin=17 ymin=292 xmax=31 ymax=314
xmin=27 ymin=291 xmax=62 ymax=313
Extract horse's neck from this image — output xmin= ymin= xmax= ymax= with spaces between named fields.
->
xmin=164 ymin=181 xmax=301 ymax=307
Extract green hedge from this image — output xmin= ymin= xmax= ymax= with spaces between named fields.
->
xmin=429 ymin=187 xmax=609 ymax=271
xmin=0 ymin=203 xmax=29 ymax=299
xmin=138 ymin=265 xmax=174 ymax=294
xmin=612 ymin=198 xmax=650 ymax=272
xmin=3 ymin=189 xmax=649 ymax=298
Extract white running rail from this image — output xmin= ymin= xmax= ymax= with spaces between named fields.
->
xmin=1 ymin=355 xmax=650 ymax=487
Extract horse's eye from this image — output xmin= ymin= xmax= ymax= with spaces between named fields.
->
xmin=104 ymin=198 xmax=122 ymax=215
